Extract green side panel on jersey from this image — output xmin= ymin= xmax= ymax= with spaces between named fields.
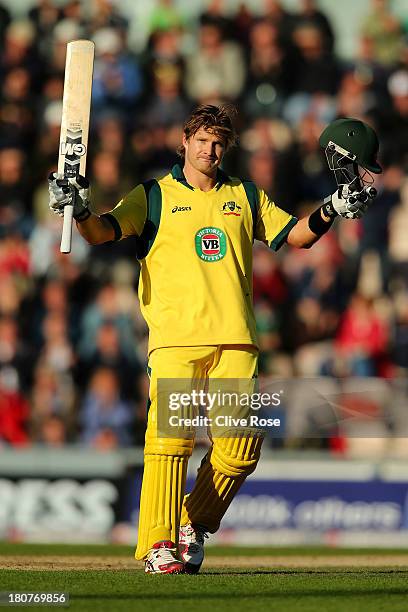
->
xmin=269 ymin=216 xmax=298 ymax=251
xmin=136 ymin=179 xmax=162 ymax=259
xmin=242 ymin=180 xmax=259 ymax=242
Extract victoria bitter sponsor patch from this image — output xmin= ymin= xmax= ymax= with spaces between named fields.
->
xmin=195 ymin=227 xmax=227 ymax=262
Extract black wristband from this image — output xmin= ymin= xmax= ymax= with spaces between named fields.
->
xmin=321 ymin=195 xmax=338 ymax=219
xmin=74 ymin=208 xmax=91 ymax=223
xmin=308 ymin=205 xmax=335 ymax=236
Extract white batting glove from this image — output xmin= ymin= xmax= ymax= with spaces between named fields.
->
xmin=48 ymin=172 xmax=91 ymax=221
xmin=324 ymin=186 xmax=377 ymax=220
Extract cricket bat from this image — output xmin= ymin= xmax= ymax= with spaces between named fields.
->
xmin=58 ymin=40 xmax=94 ymax=254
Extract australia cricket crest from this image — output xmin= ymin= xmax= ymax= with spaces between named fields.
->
xmin=222 ymin=201 xmax=241 ymax=216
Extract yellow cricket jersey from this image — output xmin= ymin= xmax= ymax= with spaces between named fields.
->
xmin=102 ymin=164 xmax=297 ymax=354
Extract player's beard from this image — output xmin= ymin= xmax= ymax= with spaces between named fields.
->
xmin=195 ymin=156 xmax=219 ymax=176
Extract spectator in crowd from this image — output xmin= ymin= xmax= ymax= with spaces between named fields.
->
xmin=0 ymin=367 xmax=30 ymax=446
xmin=92 ymin=27 xmax=143 ymax=119
xmin=232 ymin=3 xmax=253 ymax=48
xmin=143 ymin=27 xmax=184 ymax=78
xmin=253 ymin=244 xmax=288 ymax=368
xmin=392 ymin=289 xmax=408 ymax=370
xmin=37 ymin=415 xmax=67 ymax=447
xmin=75 ymin=319 xmax=142 ymax=400
xmin=0 ymin=1 xmax=10 ymax=50
xmin=291 ymin=23 xmax=341 ymax=96
xmin=78 ymin=283 xmax=137 ymax=362
xmin=360 ymin=164 xmax=404 ymax=287
xmin=47 ymin=18 xmax=83 ymax=73
xmin=295 ymin=0 xmax=334 ymax=54
xmin=361 ymin=0 xmax=403 ymax=67
xmin=28 ymin=0 xmax=61 ymax=60
xmin=0 ymin=67 xmax=35 ymax=151
xmin=39 ymin=311 xmax=75 ymax=375
xmin=389 ymin=177 xmax=408 ymax=285
xmin=0 ymin=20 xmax=39 ymax=83
xmin=89 ymin=151 xmax=131 ymax=216
xmin=93 ymin=112 xmax=126 ymax=159
xmin=29 ymin=364 xmax=75 ymax=443
xmin=0 ymin=148 xmax=32 ymax=238
xmin=353 ymin=35 xmax=391 ymax=102
xmin=0 ymin=277 xmax=23 ymax=320
xmin=184 ymin=21 xmax=245 ymax=103
xmin=0 ymin=233 xmax=30 ymax=279
xmin=335 ymin=293 xmax=389 ymax=376
xmin=379 ymin=70 xmax=408 ymax=165
xmin=293 ymin=113 xmax=334 ymax=203
xmin=87 ymin=0 xmax=129 ymax=38
xmin=242 ymin=18 xmax=295 ymax=119
xmin=0 ymin=315 xmax=33 ymax=393
xmin=79 ymin=366 xmax=134 ymax=447
xmin=148 ymin=0 xmax=184 ymax=36
xmin=143 ymin=61 xmax=190 ymax=129
xmin=247 ymin=148 xmax=276 ymax=199
xmin=263 ymin=0 xmax=294 ymax=46
xmin=199 ymin=0 xmax=234 ymax=41
xmin=336 ymin=70 xmax=377 ymax=121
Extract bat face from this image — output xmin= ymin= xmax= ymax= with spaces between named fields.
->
xmin=58 ymin=40 xmax=94 ymax=178
xmin=60 ymin=129 xmax=87 ymax=177
xmin=58 ymin=39 xmax=94 ymax=253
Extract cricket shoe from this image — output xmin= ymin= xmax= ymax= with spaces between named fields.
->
xmin=144 ymin=540 xmax=185 ymax=574
xmin=179 ymin=524 xmax=208 ymax=574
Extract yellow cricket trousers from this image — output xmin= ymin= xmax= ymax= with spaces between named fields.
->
xmin=135 ymin=344 xmax=263 ymax=559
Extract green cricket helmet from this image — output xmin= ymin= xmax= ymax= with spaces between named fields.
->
xmin=319 ymin=118 xmax=382 ymax=174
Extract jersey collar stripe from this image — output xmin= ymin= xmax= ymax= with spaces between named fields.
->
xmin=170 ymin=164 xmax=230 ymax=191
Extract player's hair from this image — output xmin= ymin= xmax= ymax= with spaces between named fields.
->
xmin=177 ymin=104 xmax=238 ymax=157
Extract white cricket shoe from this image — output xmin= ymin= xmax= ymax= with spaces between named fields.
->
xmin=144 ymin=540 xmax=185 ymax=574
xmin=179 ymin=524 xmax=208 ymax=574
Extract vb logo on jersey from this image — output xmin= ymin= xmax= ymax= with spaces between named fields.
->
xmin=195 ymin=227 xmax=227 ymax=262
xmin=222 ymin=201 xmax=241 ymax=216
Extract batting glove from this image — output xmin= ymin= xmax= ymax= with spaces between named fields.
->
xmin=323 ymin=186 xmax=377 ymax=220
xmin=48 ymin=172 xmax=91 ymax=221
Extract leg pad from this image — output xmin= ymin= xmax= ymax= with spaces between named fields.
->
xmin=180 ymin=435 xmax=263 ymax=532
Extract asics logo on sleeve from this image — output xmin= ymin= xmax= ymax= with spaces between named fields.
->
xmin=172 ymin=205 xmax=192 ymax=213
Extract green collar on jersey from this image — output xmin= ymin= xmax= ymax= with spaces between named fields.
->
xmin=171 ymin=164 xmax=230 ymax=191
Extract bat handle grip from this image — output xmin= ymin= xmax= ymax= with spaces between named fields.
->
xmin=60 ymin=198 xmax=74 ymax=254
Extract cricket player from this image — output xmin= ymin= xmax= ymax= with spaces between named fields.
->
xmin=49 ymin=106 xmax=381 ymax=574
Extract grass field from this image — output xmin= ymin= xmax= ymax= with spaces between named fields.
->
xmin=1 ymin=543 xmax=408 ymax=611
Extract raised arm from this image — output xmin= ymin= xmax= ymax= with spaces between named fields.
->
xmin=48 ymin=173 xmax=115 ymax=245
xmin=286 ymin=188 xmax=377 ymax=249
xmin=286 ymin=213 xmax=327 ymax=249
xmin=74 ymin=213 xmax=115 ymax=245
xmin=48 ymin=173 xmax=145 ymax=246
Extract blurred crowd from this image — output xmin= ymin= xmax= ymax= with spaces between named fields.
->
xmin=0 ymin=0 xmax=407 ymax=452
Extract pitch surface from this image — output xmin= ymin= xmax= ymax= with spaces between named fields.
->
xmin=0 ymin=544 xmax=407 ymax=611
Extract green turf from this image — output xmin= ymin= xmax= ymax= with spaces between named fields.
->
xmin=1 ymin=543 xmax=408 ymax=611
xmin=1 ymin=568 xmax=408 ymax=612
xmin=1 ymin=542 xmax=408 ymax=557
